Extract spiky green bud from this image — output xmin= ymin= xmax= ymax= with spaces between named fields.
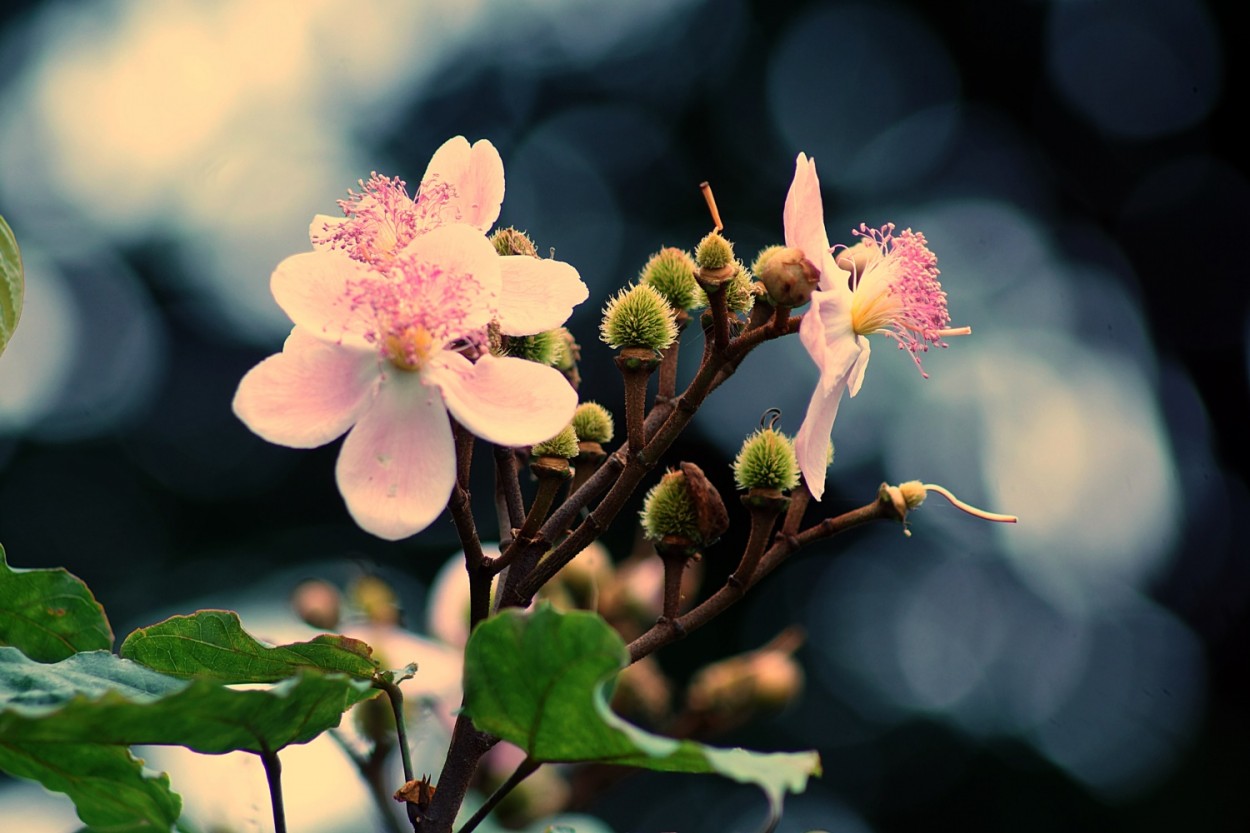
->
xmin=640 ymin=469 xmax=700 ymax=542
xmin=724 ymin=260 xmax=757 ymax=314
xmin=732 ymin=428 xmax=800 ymax=492
xmin=503 ymin=329 xmax=561 ymax=365
xmin=571 ymin=401 xmax=614 ymax=444
xmin=490 ymin=227 xmax=538 ymax=258
xmin=640 ymin=463 xmax=728 ymax=547
xmin=640 ymin=247 xmax=704 ymax=311
xmin=532 ymin=424 xmax=579 ymax=459
xmin=751 ymin=245 xmax=786 ymax=277
xmin=695 ymin=231 xmax=735 ymax=270
xmin=599 ymin=283 xmax=679 ymax=352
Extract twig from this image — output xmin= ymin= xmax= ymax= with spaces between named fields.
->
xmin=627 ymin=497 xmax=896 ymax=663
xmin=419 ymin=712 xmax=497 ymax=833
xmin=374 ymin=677 xmax=420 ymax=832
xmin=375 ymin=679 xmax=414 ymax=785
xmin=454 ymin=758 xmax=542 ymax=833
xmin=326 ymin=729 xmax=405 ymax=833
xmin=493 ymin=444 xmax=525 ymax=547
xmin=259 ymin=747 xmax=286 ymax=833
xmin=513 ymin=307 xmax=798 ymax=602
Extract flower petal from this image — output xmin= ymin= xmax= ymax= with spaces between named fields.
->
xmin=495 ymin=256 xmax=589 ymax=335
xmin=422 ymin=136 xmax=505 ymax=233
xmin=783 ymin=153 xmax=850 ymax=295
xmin=271 ymin=250 xmax=374 ymax=348
xmin=399 ymin=223 xmax=502 ymax=333
xmin=800 ymin=289 xmax=864 ymax=394
xmin=233 ymin=327 xmax=378 ymax=448
xmin=429 ymin=353 xmax=577 ymax=447
xmin=847 ymin=337 xmax=871 ymax=397
xmin=793 ymin=380 xmax=848 ymax=502
xmin=335 ymin=372 xmax=455 ymax=540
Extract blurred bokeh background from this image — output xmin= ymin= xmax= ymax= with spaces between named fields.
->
xmin=0 ymin=0 xmax=1246 ymax=830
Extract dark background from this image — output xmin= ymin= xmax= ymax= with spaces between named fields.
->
xmin=1 ymin=0 xmax=1246 ymax=831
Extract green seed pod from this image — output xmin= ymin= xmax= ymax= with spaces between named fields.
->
xmin=502 ymin=329 xmax=561 ymax=365
xmin=640 ymin=463 xmax=728 ymax=547
xmin=640 ymin=469 xmax=700 ymax=543
xmin=490 ymin=227 xmax=539 ymax=258
xmin=695 ymin=231 xmax=735 ymax=271
xmin=732 ymin=428 xmax=800 ymax=492
xmin=571 ymin=401 xmax=614 ymax=444
xmin=531 ymin=424 xmax=579 ymax=459
xmin=550 ymin=326 xmax=581 ymax=389
xmin=600 ymin=283 xmax=679 ymax=352
xmin=724 ymin=260 xmax=757 ymax=315
xmin=640 ymin=246 xmax=704 ymax=311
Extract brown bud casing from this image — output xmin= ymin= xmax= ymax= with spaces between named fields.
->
xmin=756 ymin=247 xmax=820 ymax=308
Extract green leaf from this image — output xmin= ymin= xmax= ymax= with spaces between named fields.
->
xmin=0 ymin=544 xmax=114 ymax=661
xmin=120 ymin=609 xmax=377 ymax=682
xmin=0 ymin=742 xmax=181 ymax=832
xmin=463 ymin=606 xmax=821 ymax=822
xmin=0 ymin=647 xmax=375 ymax=754
xmin=0 ymin=214 xmax=22 ymax=356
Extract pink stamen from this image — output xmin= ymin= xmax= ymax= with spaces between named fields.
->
xmin=345 ymin=253 xmax=488 ymax=367
xmin=850 ymin=223 xmax=968 ymax=377
xmin=315 ymin=172 xmax=458 ymax=268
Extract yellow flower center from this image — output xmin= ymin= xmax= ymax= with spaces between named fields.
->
xmin=384 ymin=325 xmax=436 ymax=371
xmin=849 ymin=262 xmax=903 ymax=337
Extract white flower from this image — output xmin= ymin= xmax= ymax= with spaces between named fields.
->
xmin=233 ymin=139 xmax=585 ymax=539
xmin=784 ymin=153 xmax=969 ymax=500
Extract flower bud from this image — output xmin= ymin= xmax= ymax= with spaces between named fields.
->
xmin=531 ymin=424 xmax=578 ymax=459
xmin=753 ymin=245 xmax=820 ymax=308
xmin=600 ymin=283 xmax=679 ymax=352
xmin=571 ymin=401 xmax=614 ymax=444
xmin=733 ymin=428 xmax=800 ymax=493
xmin=640 ymin=247 xmax=705 ymax=311
xmin=612 ymin=655 xmax=673 ymax=725
xmin=501 ymin=328 xmax=560 ymax=365
xmin=547 ymin=541 xmax=614 ymax=611
xmin=291 ymin=579 xmax=341 ymax=630
xmin=686 ymin=644 xmax=804 ymax=720
xmin=695 ymin=231 xmax=735 ymax=270
xmin=640 ymin=462 xmax=729 ymax=550
xmin=490 ymin=226 xmax=539 ymax=258
xmin=724 ymin=260 xmax=757 ymax=314
xmin=350 ymin=574 xmax=400 ymax=626
xmin=834 ymin=236 xmax=882 ymax=277
xmin=551 ymin=326 xmax=581 ymax=389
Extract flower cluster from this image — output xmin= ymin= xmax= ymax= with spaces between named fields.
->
xmin=234 ymin=137 xmax=588 ymax=539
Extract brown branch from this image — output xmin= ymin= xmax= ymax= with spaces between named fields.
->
xmin=493 ymin=444 xmax=525 ymax=548
xmin=627 ymin=497 xmax=896 ymax=663
xmin=418 ymin=713 xmax=497 ymax=833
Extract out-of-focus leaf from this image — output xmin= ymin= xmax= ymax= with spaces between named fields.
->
xmin=0 ymin=214 xmax=22 ymax=355
xmin=120 ymin=609 xmax=376 ymax=682
xmin=0 ymin=742 xmax=181 ymax=832
xmin=0 ymin=545 xmax=114 ymax=662
xmin=463 ymin=606 xmax=821 ymax=823
xmin=0 ymin=647 xmax=374 ymax=754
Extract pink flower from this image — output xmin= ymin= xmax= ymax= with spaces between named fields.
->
xmin=233 ymin=140 xmax=583 ymax=540
xmin=785 ymin=153 xmax=969 ymax=500
xmin=314 ymin=137 xmax=587 ymax=336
